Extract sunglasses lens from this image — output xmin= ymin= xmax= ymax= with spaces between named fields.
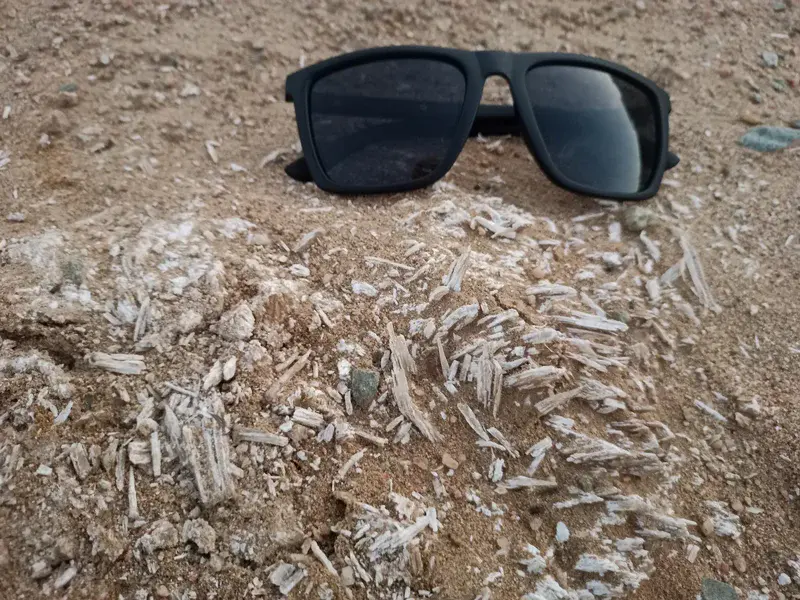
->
xmin=525 ymin=65 xmax=659 ymax=194
xmin=309 ymin=59 xmax=466 ymax=188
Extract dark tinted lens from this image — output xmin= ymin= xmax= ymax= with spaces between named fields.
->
xmin=309 ymin=58 xmax=466 ymax=188
xmin=525 ymin=65 xmax=659 ymax=194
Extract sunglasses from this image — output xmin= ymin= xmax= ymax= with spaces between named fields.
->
xmin=284 ymin=47 xmax=680 ymax=200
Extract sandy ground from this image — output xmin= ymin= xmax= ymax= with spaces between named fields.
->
xmin=1 ymin=1 xmax=799 ymax=600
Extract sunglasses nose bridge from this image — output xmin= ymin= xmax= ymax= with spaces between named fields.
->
xmin=475 ymin=51 xmax=514 ymax=81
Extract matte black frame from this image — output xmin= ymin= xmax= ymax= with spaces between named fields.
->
xmin=285 ymin=46 xmax=677 ymax=201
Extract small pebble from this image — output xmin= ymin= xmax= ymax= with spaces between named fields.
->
xmin=686 ymin=544 xmax=700 ymax=563
xmin=209 ymin=553 xmax=224 ymax=573
xmin=602 ymin=252 xmax=623 ymax=269
xmin=555 ymin=521 xmax=570 ymax=543
xmin=54 ymin=566 xmax=77 ymax=589
xmin=701 ymin=517 xmax=715 ymax=537
xmin=730 ymin=498 xmax=744 ymax=513
xmin=739 ymin=112 xmax=762 ymax=126
xmin=701 ymin=578 xmax=737 ymax=600
xmin=623 ymin=205 xmax=657 ymax=232
xmin=530 ymin=265 xmax=548 ymax=279
xmin=762 ymin=51 xmax=779 ymax=68
xmin=441 ymin=452 xmax=459 ymax=470
xmin=777 ymin=573 xmax=791 ymax=586
xmin=733 ymin=556 xmax=747 ymax=573
xmin=7 ymin=212 xmax=24 ymax=222
xmin=53 ymin=536 xmax=77 ymax=563
xmin=740 ymin=126 xmax=800 ymax=152
xmin=247 ymin=233 xmax=271 ymax=246
xmin=289 ymin=263 xmax=310 ymax=277
xmin=180 ymin=83 xmax=201 ymax=97
xmin=351 ymin=368 xmax=380 ymax=408
xmin=222 ymin=356 xmax=237 ymax=381
xmin=31 ymin=560 xmax=52 ymax=580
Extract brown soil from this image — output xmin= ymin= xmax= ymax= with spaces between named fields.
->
xmin=1 ymin=1 xmax=799 ymax=600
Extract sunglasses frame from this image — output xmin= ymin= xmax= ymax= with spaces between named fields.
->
xmin=285 ymin=46 xmax=674 ymax=201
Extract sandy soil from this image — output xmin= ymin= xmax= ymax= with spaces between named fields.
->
xmin=1 ymin=1 xmax=799 ymax=600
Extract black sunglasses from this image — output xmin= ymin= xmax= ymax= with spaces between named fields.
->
xmin=284 ymin=47 xmax=680 ymax=200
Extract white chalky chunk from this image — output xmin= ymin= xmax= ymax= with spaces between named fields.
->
xmin=555 ymin=521 xmax=570 ymax=543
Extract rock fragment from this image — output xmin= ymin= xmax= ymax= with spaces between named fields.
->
xmin=53 ymin=536 xmax=77 ymax=564
xmin=555 ymin=522 xmax=570 ymax=543
xmin=762 ymin=51 xmax=778 ymax=68
xmin=86 ymin=524 xmax=125 ymax=563
xmin=352 ymin=281 xmax=378 ymax=296
xmin=222 ymin=356 xmax=237 ymax=381
xmin=740 ymin=126 xmax=800 ymax=152
xmin=182 ymin=424 xmax=236 ymax=507
xmin=733 ymin=555 xmax=747 ymax=573
xmin=269 ymin=563 xmax=306 ymax=595
xmin=178 ymin=310 xmax=203 ymax=334
xmin=69 ymin=443 xmax=91 ymax=480
xmin=233 ymin=426 xmax=288 ymax=446
xmin=137 ymin=520 xmax=180 ymax=555
xmin=54 ymin=566 xmax=77 ymax=589
xmin=89 ymin=352 xmax=145 ymax=375
xmin=701 ymin=578 xmax=737 ymax=600
xmin=182 ymin=519 xmax=216 ymax=554
xmin=202 ymin=360 xmax=223 ymax=391
xmin=351 ymin=368 xmax=379 ymax=408
xmin=216 ymin=302 xmax=255 ymax=341
xmin=31 ymin=560 xmax=52 ymax=580
xmin=623 ymin=205 xmax=657 ymax=232
xmin=441 ymin=452 xmax=459 ymax=470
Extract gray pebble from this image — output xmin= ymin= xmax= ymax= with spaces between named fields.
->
xmin=623 ymin=205 xmax=657 ymax=232
xmin=740 ymin=126 xmax=800 ymax=152
xmin=701 ymin=578 xmax=737 ymax=600
xmin=762 ymin=51 xmax=779 ymax=68
xmin=350 ymin=368 xmax=380 ymax=408
xmin=31 ymin=560 xmax=52 ymax=580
